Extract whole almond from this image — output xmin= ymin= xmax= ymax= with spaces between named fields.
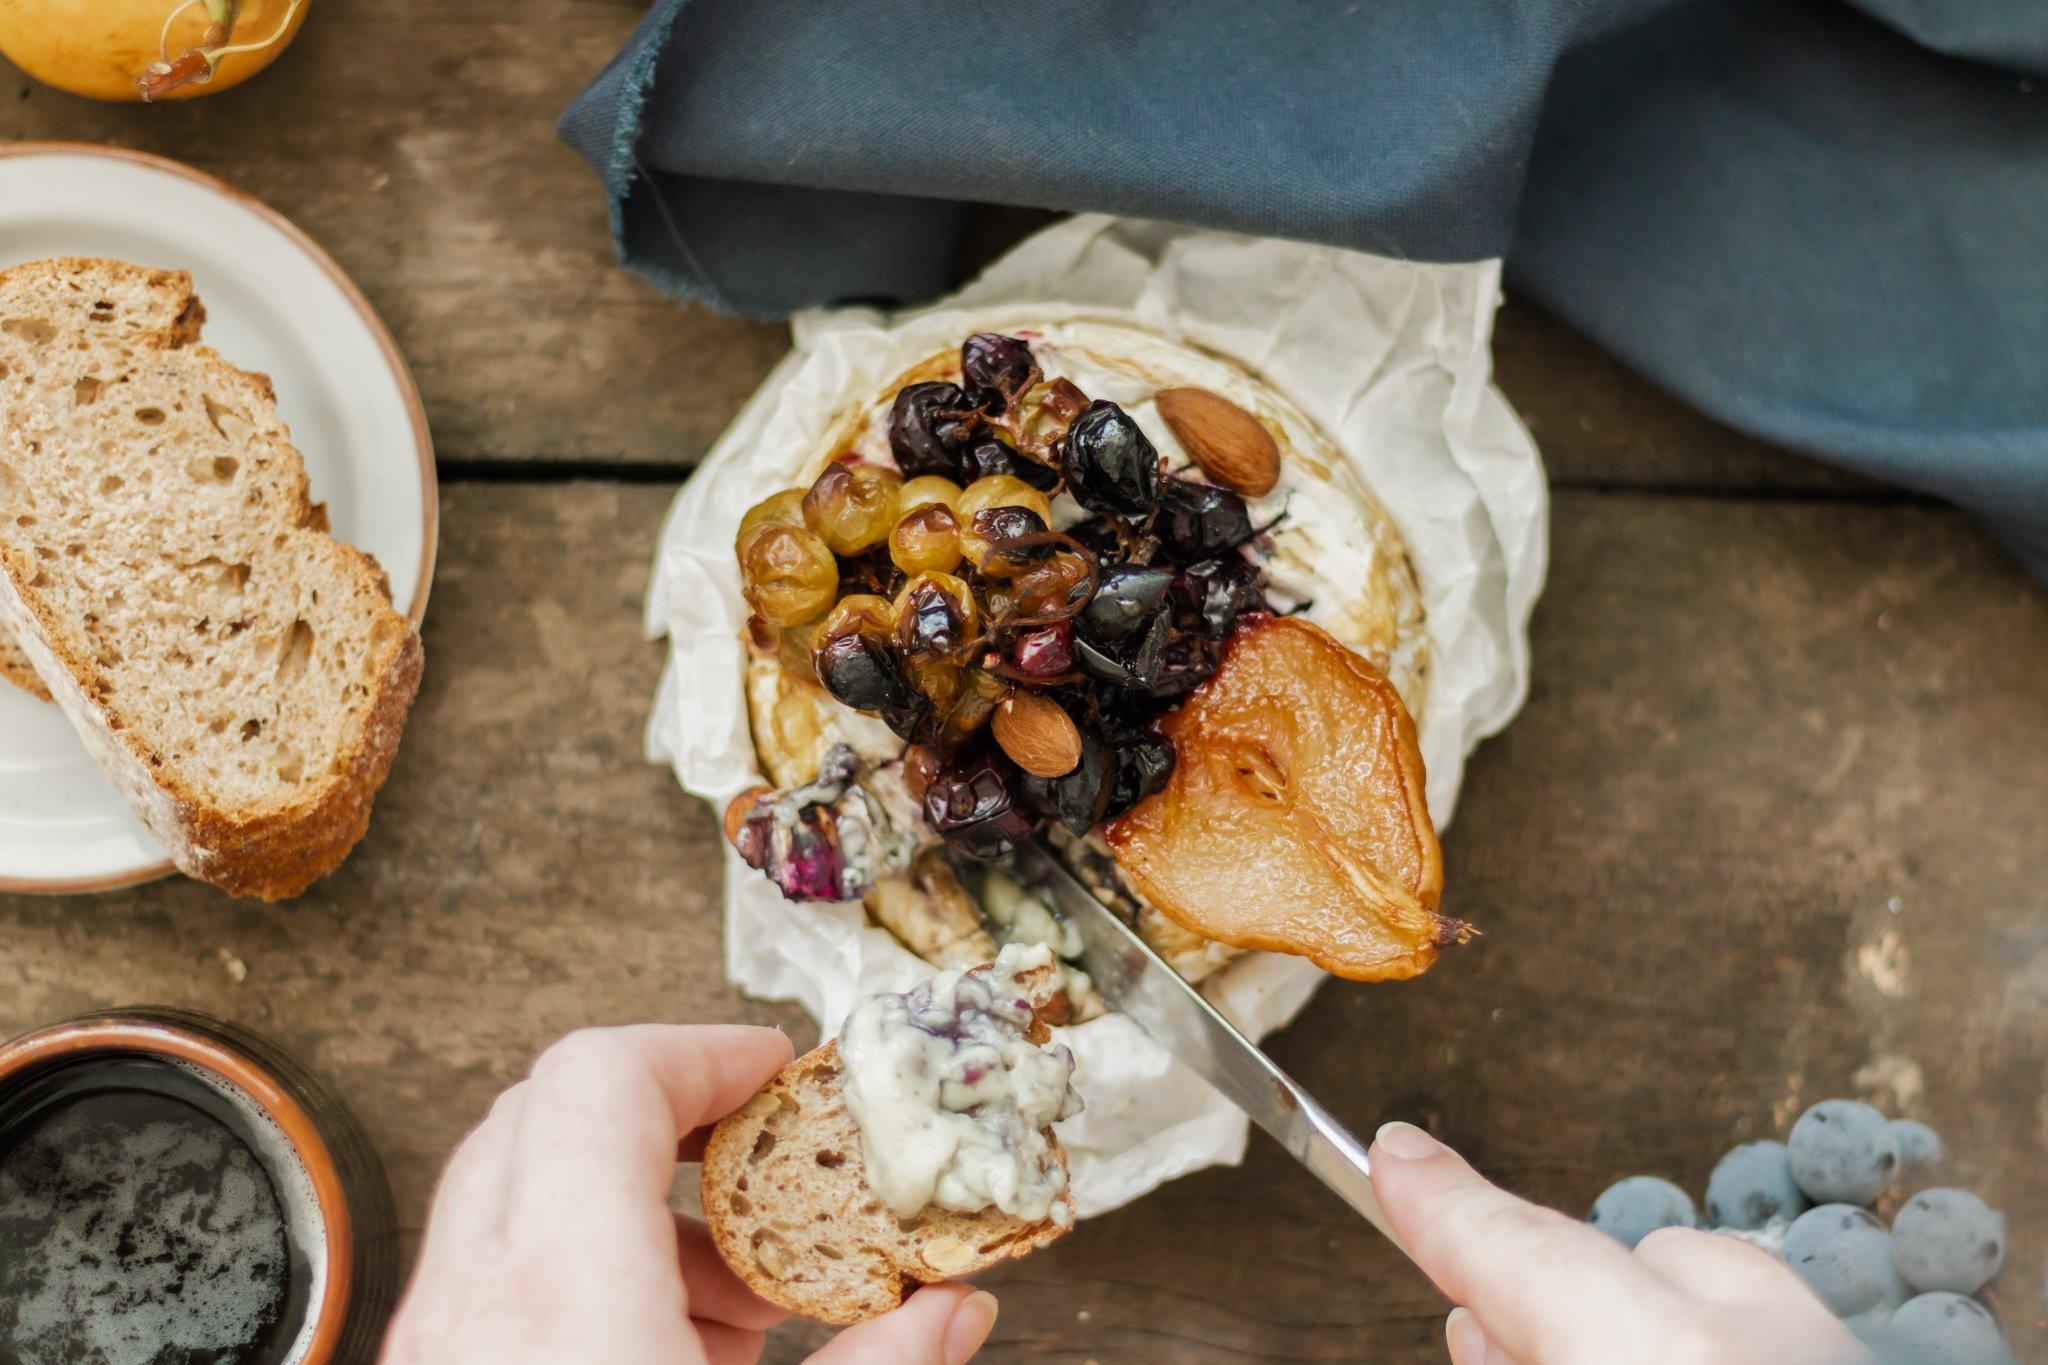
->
xmin=993 ymin=691 xmax=1081 ymax=778
xmin=1155 ymin=387 xmax=1280 ymax=497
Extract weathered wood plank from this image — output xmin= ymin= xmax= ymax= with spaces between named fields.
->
xmin=5 ymin=11 xmax=1890 ymax=499
xmin=3 ymin=483 xmax=2042 ymax=1360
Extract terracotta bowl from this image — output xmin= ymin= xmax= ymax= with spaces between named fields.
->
xmin=0 ymin=1008 xmax=399 ymax=1363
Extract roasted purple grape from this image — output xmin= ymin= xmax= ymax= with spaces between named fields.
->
xmin=1019 ymin=731 xmax=1115 ymax=837
xmin=814 ymin=630 xmax=911 ymax=712
xmin=1061 ymin=400 xmax=1160 ymax=521
xmin=1075 ymin=609 xmax=1172 ymax=690
xmin=961 ymin=333 xmax=1038 ymax=409
xmin=1177 ymin=557 xmax=1268 ymax=638
xmin=1079 ymin=563 xmax=1174 ymax=642
xmin=922 ymin=750 xmax=1036 ymax=860
xmin=1154 ymin=476 xmax=1253 ymax=558
xmin=1009 ymin=622 xmax=1076 ymax=679
xmin=960 ymin=434 xmax=1062 ymax=492
xmin=1105 ymin=737 xmax=1175 ymax=819
xmin=889 ymin=382 xmax=982 ymax=477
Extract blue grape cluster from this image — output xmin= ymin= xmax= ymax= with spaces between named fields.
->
xmin=1586 ymin=1100 xmax=2013 ymax=1363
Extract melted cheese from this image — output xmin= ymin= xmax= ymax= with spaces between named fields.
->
xmin=839 ymin=943 xmax=1082 ymax=1221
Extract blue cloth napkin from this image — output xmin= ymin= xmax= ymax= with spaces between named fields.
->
xmin=560 ymin=1 xmax=2048 ymax=579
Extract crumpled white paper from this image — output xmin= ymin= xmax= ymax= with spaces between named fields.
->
xmin=646 ymin=215 xmax=1547 ymax=1217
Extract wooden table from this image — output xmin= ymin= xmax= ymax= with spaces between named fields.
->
xmin=6 ymin=5 xmax=2047 ymax=1360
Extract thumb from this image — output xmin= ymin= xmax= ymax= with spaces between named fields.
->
xmin=1368 ymin=1121 xmax=1682 ymax=1363
xmin=804 ymin=1285 xmax=999 ymax=1365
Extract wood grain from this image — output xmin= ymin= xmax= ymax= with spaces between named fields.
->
xmin=0 ymin=485 xmax=2041 ymax=1360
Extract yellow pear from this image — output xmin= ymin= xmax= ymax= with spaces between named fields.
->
xmin=0 ymin=0 xmax=309 ymax=102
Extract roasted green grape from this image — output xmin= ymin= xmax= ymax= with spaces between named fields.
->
xmin=956 ymin=475 xmax=1054 ymax=566
xmin=810 ymin=594 xmax=894 ymax=651
xmin=897 ymin=475 xmax=963 ymax=515
xmin=803 ymin=462 xmax=903 ymax=556
xmin=891 ymin=571 xmax=980 ymax=662
xmin=889 ymin=503 xmax=963 ymax=576
xmin=741 ymin=523 xmax=838 ymax=626
xmin=737 ymin=488 xmax=806 ymax=546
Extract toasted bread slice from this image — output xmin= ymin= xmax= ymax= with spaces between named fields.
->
xmin=0 ymin=258 xmax=422 ymax=900
xmin=702 ymin=959 xmax=1073 ymax=1325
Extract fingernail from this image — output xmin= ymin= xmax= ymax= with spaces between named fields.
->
xmin=1373 ymin=1121 xmax=1444 ymax=1160
xmin=944 ymin=1289 xmax=999 ymax=1365
xmin=1445 ymin=1307 xmax=1486 ymax=1364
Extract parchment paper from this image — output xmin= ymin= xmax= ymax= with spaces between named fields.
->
xmin=645 ymin=215 xmax=1547 ymax=1216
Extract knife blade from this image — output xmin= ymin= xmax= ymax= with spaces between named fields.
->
xmin=1012 ymin=839 xmax=1402 ymax=1245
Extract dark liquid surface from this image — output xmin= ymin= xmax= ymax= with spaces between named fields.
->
xmin=0 ymin=1057 xmax=308 ymax=1365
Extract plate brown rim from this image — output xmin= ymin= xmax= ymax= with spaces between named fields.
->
xmin=0 ymin=140 xmax=439 ymax=897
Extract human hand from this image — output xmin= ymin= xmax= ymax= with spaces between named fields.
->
xmin=383 ymin=1025 xmax=1001 ymax=1365
xmin=1367 ymin=1122 xmax=1869 ymax=1364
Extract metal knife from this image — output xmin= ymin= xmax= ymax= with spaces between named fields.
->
xmin=1012 ymin=839 xmax=1403 ymax=1245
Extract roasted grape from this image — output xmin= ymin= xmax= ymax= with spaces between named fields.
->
xmin=1009 ymin=621 xmax=1076 ymax=679
xmin=961 ymin=333 xmax=1037 ymax=408
xmin=1009 ymin=546 xmax=1097 ymax=622
xmin=892 ymin=571 xmax=980 ymax=662
xmin=897 ymin=474 xmax=963 ymax=515
xmin=922 ymin=749 xmax=1035 ymax=860
xmin=803 ymin=461 xmax=902 ymax=556
xmin=956 ymin=475 xmax=1054 ymax=566
xmin=890 ymin=503 xmax=963 ymax=576
xmin=1155 ymin=476 xmax=1253 ymax=558
xmin=960 ymin=434 xmax=1062 ymax=492
xmin=740 ymin=523 xmax=838 ymax=626
xmin=811 ymin=593 xmax=893 ymax=649
xmin=738 ymin=346 xmax=1302 ymax=866
xmin=1105 ymin=737 xmax=1174 ymax=819
xmin=1018 ymin=731 xmax=1115 ymax=836
xmin=1061 ymin=400 xmax=1160 ymax=520
xmin=1080 ymin=564 xmax=1174 ymax=642
xmin=889 ymin=381 xmax=981 ymax=477
xmin=1076 ymin=609 xmax=1172 ymax=689
xmin=1177 ymin=557 xmax=1267 ymax=638
xmin=904 ymin=662 xmax=1007 ymax=749
xmin=737 ymin=488 xmax=806 ymax=544
xmin=814 ymin=630 xmax=911 ymax=712
xmin=966 ymin=507 xmax=1051 ymax=574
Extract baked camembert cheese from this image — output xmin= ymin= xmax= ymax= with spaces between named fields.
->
xmin=719 ymin=323 xmax=1467 ymax=992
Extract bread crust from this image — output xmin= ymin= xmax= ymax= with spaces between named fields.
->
xmin=0 ymin=258 xmax=421 ymax=900
xmin=0 ymin=632 xmax=51 ymax=701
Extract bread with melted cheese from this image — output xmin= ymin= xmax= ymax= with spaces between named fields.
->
xmin=700 ymin=962 xmax=1072 ymax=1325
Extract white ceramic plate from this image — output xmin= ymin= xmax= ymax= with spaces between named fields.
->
xmin=0 ymin=144 xmax=437 ymax=894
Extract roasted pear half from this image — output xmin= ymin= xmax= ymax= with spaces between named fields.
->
xmin=1105 ymin=616 xmax=1464 ymax=981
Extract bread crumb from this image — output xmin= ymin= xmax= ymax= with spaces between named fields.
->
xmin=215 ymin=948 xmax=248 ymax=984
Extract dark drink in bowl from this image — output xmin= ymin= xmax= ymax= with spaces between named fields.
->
xmin=0 ymin=1011 xmax=396 ymax=1365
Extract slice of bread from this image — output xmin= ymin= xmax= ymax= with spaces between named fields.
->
xmin=702 ymin=965 xmax=1073 ymax=1325
xmin=0 ymin=631 xmax=51 ymax=701
xmin=0 ymin=258 xmax=422 ymax=900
